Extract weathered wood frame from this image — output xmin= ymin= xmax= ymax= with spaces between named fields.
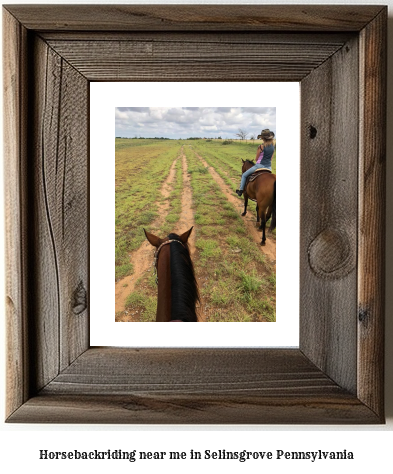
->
xmin=3 ymin=5 xmax=386 ymax=424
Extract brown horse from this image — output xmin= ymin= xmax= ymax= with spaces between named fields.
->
xmin=144 ymin=227 xmax=199 ymax=321
xmin=240 ymin=159 xmax=276 ymax=246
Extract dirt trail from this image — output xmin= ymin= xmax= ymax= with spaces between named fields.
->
xmin=115 ymin=156 xmax=179 ymax=313
xmin=193 ymin=150 xmax=276 ymax=265
xmin=173 ymin=151 xmax=206 ymax=320
xmin=173 ymin=152 xmax=196 ymax=255
xmin=115 ymin=148 xmax=197 ymax=315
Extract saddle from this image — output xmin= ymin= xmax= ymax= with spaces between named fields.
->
xmin=246 ymin=168 xmax=271 ymax=185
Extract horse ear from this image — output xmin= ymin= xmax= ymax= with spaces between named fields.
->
xmin=178 ymin=226 xmax=193 ymax=244
xmin=241 ymin=158 xmax=245 ymax=163
xmin=144 ymin=229 xmax=162 ymax=248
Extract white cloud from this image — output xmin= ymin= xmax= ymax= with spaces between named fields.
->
xmin=115 ymin=107 xmax=276 ymax=139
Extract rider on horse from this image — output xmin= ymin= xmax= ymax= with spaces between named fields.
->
xmin=236 ymin=129 xmax=275 ymax=197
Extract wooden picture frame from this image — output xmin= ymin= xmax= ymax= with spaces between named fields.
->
xmin=3 ymin=5 xmax=386 ymax=424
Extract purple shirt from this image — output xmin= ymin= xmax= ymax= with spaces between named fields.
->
xmin=256 ymin=151 xmax=264 ymax=164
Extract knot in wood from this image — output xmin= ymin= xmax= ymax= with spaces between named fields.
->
xmin=72 ymin=281 xmax=87 ymax=315
xmin=308 ymin=229 xmax=355 ymax=279
xmin=358 ymin=307 xmax=371 ymax=328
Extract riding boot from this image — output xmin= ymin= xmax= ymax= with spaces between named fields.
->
xmin=236 ymin=189 xmax=243 ymax=196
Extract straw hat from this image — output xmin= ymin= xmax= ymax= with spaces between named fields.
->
xmin=257 ymin=129 xmax=275 ymax=140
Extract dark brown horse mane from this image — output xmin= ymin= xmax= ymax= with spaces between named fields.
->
xmin=168 ymin=233 xmax=200 ymax=322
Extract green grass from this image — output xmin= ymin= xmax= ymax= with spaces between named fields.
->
xmin=183 ymin=145 xmax=276 ymax=322
xmin=239 ymin=271 xmax=264 ymax=296
xmin=162 ymin=157 xmax=183 ymax=234
xmin=124 ymin=292 xmax=157 ymax=322
xmin=116 ymin=263 xmax=134 ymax=281
xmin=115 ymin=139 xmax=182 ymax=280
xmin=196 ymin=239 xmax=222 ymax=260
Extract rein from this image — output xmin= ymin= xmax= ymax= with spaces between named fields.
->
xmin=153 ymin=239 xmax=185 ymax=285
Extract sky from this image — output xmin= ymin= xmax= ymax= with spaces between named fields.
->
xmin=115 ymin=107 xmax=276 ymax=139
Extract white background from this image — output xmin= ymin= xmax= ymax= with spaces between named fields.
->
xmin=90 ymin=82 xmax=300 ymax=347
xmin=1 ymin=0 xmax=392 ymax=472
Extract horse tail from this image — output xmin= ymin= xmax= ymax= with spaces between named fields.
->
xmin=270 ymin=180 xmax=276 ymax=231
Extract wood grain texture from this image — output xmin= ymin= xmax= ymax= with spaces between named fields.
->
xmin=27 ymin=36 xmax=89 ymax=392
xmin=40 ymin=31 xmax=354 ymax=44
xmin=300 ymin=36 xmax=359 ymax=394
xmin=3 ymin=5 xmax=386 ymax=424
xmin=3 ymin=8 xmax=29 ymax=418
xmin=9 ymin=392 xmax=378 ymax=425
xmin=3 ymin=5 xmax=384 ymax=32
xmin=43 ymin=348 xmax=340 ymax=395
xmin=45 ymin=36 xmax=348 ymax=82
xmin=357 ymin=9 xmax=387 ymax=418
xmin=7 ymin=348 xmax=379 ymax=424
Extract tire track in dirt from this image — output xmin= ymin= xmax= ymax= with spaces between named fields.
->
xmin=172 ymin=151 xmax=196 ymax=256
xmin=192 ymin=149 xmax=276 ymax=266
xmin=115 ymin=155 xmax=180 ymax=314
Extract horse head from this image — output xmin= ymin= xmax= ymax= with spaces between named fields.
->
xmin=241 ymin=158 xmax=255 ymax=173
xmin=144 ymin=227 xmax=193 ymax=249
xmin=144 ymin=227 xmax=199 ymax=322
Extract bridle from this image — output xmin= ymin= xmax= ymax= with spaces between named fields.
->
xmin=153 ymin=239 xmax=185 ymax=285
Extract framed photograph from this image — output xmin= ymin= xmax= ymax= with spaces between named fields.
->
xmin=4 ymin=5 xmax=386 ymax=423
xmin=90 ymin=82 xmax=300 ymax=347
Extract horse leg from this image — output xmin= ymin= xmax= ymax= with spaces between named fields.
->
xmin=258 ymin=207 xmax=264 ymax=230
xmin=266 ymin=206 xmax=271 ymax=222
xmin=265 ymin=206 xmax=272 ymax=231
xmin=270 ymin=210 xmax=276 ymax=232
xmin=241 ymin=195 xmax=249 ymax=216
xmin=256 ymin=204 xmax=260 ymax=223
xmin=260 ymin=216 xmax=266 ymax=245
xmin=258 ymin=207 xmax=267 ymax=245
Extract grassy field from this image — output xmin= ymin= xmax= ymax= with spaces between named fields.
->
xmin=190 ymin=139 xmax=276 ymax=192
xmin=115 ymin=139 xmax=183 ymax=279
xmin=115 ymin=138 xmax=276 ymax=322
